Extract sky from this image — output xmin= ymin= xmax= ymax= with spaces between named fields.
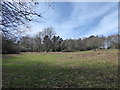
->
xmin=26 ymin=2 xmax=118 ymax=39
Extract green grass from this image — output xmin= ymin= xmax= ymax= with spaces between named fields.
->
xmin=2 ymin=49 xmax=119 ymax=88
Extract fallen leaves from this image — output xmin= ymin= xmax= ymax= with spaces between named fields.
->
xmin=2 ymin=50 xmax=118 ymax=88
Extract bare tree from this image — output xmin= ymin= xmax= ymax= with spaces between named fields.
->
xmin=0 ymin=1 xmax=54 ymax=39
xmin=105 ymin=34 xmax=119 ymax=49
xmin=42 ymin=27 xmax=56 ymax=39
xmin=34 ymin=32 xmax=43 ymax=52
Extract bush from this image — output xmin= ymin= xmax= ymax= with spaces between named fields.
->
xmin=2 ymin=38 xmax=20 ymax=54
xmin=61 ymin=49 xmax=74 ymax=52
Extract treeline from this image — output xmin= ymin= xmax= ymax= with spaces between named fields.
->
xmin=2 ymin=27 xmax=119 ymax=54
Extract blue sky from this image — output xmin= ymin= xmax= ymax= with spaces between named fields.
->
xmin=26 ymin=2 xmax=118 ymax=39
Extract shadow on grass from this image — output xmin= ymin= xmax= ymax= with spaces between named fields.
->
xmin=2 ymin=61 xmax=118 ymax=88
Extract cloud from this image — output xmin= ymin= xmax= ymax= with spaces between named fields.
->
xmin=88 ymin=10 xmax=118 ymax=36
xmin=25 ymin=2 xmax=118 ymax=39
xmin=54 ymin=2 xmax=118 ymax=39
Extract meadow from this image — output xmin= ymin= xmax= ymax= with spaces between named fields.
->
xmin=2 ymin=49 xmax=118 ymax=88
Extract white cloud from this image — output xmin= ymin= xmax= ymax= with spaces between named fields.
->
xmin=25 ymin=2 xmax=118 ymax=39
xmin=54 ymin=2 xmax=118 ymax=39
xmin=88 ymin=10 xmax=118 ymax=36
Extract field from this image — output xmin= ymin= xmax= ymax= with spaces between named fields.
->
xmin=2 ymin=49 xmax=118 ymax=88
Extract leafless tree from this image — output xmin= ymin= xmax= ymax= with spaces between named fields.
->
xmin=0 ymin=1 xmax=54 ymax=39
xmin=34 ymin=32 xmax=43 ymax=52
xmin=42 ymin=27 xmax=56 ymax=39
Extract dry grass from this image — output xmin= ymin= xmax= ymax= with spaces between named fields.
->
xmin=2 ymin=49 xmax=119 ymax=88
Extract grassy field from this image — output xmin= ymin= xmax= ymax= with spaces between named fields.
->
xmin=2 ymin=49 xmax=118 ymax=88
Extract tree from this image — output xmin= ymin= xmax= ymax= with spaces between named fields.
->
xmin=1 ymin=2 xmax=42 ymax=39
xmin=19 ymin=35 xmax=35 ymax=52
xmin=1 ymin=1 xmax=54 ymax=39
xmin=42 ymin=27 xmax=56 ymax=39
xmin=1 ymin=1 xmax=54 ymax=54
xmin=34 ymin=32 xmax=43 ymax=52
xmin=2 ymin=36 xmax=20 ymax=54
xmin=18 ymin=27 xmax=57 ymax=53
xmin=105 ymin=34 xmax=119 ymax=49
xmin=41 ymin=27 xmax=56 ymax=52
xmin=60 ymin=39 xmax=74 ymax=52
xmin=43 ymin=35 xmax=52 ymax=52
xmin=52 ymin=36 xmax=63 ymax=52
xmin=60 ymin=40 xmax=67 ymax=51
xmin=76 ymin=38 xmax=86 ymax=51
xmin=83 ymin=35 xmax=105 ymax=50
